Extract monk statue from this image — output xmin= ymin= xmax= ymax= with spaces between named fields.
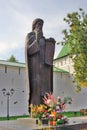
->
xmin=25 ymin=18 xmax=55 ymax=106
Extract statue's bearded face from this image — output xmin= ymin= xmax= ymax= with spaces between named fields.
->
xmin=34 ymin=21 xmax=43 ymax=32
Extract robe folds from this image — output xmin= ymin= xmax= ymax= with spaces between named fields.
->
xmin=25 ymin=32 xmax=55 ymax=105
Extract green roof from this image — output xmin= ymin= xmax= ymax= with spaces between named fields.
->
xmin=0 ymin=60 xmax=69 ymax=73
xmin=53 ymin=66 xmax=69 ymax=73
xmin=55 ymin=44 xmax=70 ymax=59
xmin=0 ymin=60 xmax=25 ymax=68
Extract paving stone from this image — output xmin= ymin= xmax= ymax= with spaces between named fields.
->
xmin=0 ymin=116 xmax=87 ymax=130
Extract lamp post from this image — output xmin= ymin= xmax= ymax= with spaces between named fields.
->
xmin=2 ymin=88 xmax=14 ymax=120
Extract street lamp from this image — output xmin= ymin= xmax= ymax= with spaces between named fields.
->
xmin=2 ymin=88 xmax=14 ymax=120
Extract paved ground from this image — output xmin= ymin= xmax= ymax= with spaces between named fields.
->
xmin=0 ymin=116 xmax=87 ymax=130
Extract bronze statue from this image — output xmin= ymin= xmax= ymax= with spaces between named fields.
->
xmin=25 ymin=18 xmax=55 ymax=106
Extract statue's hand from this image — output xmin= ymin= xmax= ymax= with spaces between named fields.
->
xmin=34 ymin=30 xmax=38 ymax=38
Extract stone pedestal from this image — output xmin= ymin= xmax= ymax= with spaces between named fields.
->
xmin=17 ymin=118 xmax=38 ymax=125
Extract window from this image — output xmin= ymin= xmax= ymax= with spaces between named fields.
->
xmin=65 ymin=58 xmax=66 ymax=64
xmin=61 ymin=61 xmax=63 ymax=66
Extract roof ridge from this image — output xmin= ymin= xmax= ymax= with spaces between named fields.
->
xmin=53 ymin=65 xmax=69 ymax=73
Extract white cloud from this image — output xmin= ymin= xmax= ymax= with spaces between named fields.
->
xmin=0 ymin=0 xmax=87 ymax=62
xmin=0 ymin=41 xmax=19 ymax=54
xmin=0 ymin=43 xmax=7 ymax=54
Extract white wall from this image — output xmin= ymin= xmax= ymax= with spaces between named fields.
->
xmin=0 ymin=62 xmax=87 ymax=117
xmin=0 ymin=65 xmax=29 ymax=117
xmin=54 ymin=56 xmax=74 ymax=74
xmin=53 ymin=72 xmax=87 ymax=111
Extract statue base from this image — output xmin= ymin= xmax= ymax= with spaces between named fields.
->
xmin=17 ymin=116 xmax=87 ymax=130
xmin=17 ymin=118 xmax=38 ymax=125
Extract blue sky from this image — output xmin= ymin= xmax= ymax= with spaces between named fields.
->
xmin=0 ymin=0 xmax=87 ymax=63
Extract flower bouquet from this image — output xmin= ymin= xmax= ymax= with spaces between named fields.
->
xmin=43 ymin=93 xmax=72 ymax=126
xmin=30 ymin=93 xmax=72 ymax=126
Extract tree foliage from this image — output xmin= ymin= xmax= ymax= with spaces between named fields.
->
xmin=60 ymin=8 xmax=87 ymax=91
xmin=7 ymin=55 xmax=18 ymax=62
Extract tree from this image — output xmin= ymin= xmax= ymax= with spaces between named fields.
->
xmin=60 ymin=8 xmax=87 ymax=92
xmin=7 ymin=55 xmax=18 ymax=62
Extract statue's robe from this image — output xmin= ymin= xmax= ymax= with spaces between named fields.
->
xmin=25 ymin=32 xmax=55 ymax=105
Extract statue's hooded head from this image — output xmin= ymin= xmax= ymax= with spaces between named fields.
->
xmin=32 ymin=18 xmax=44 ymax=31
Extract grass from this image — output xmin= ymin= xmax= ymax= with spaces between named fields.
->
xmin=0 ymin=115 xmax=29 ymax=121
xmin=0 ymin=111 xmax=81 ymax=121
xmin=62 ymin=111 xmax=81 ymax=117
